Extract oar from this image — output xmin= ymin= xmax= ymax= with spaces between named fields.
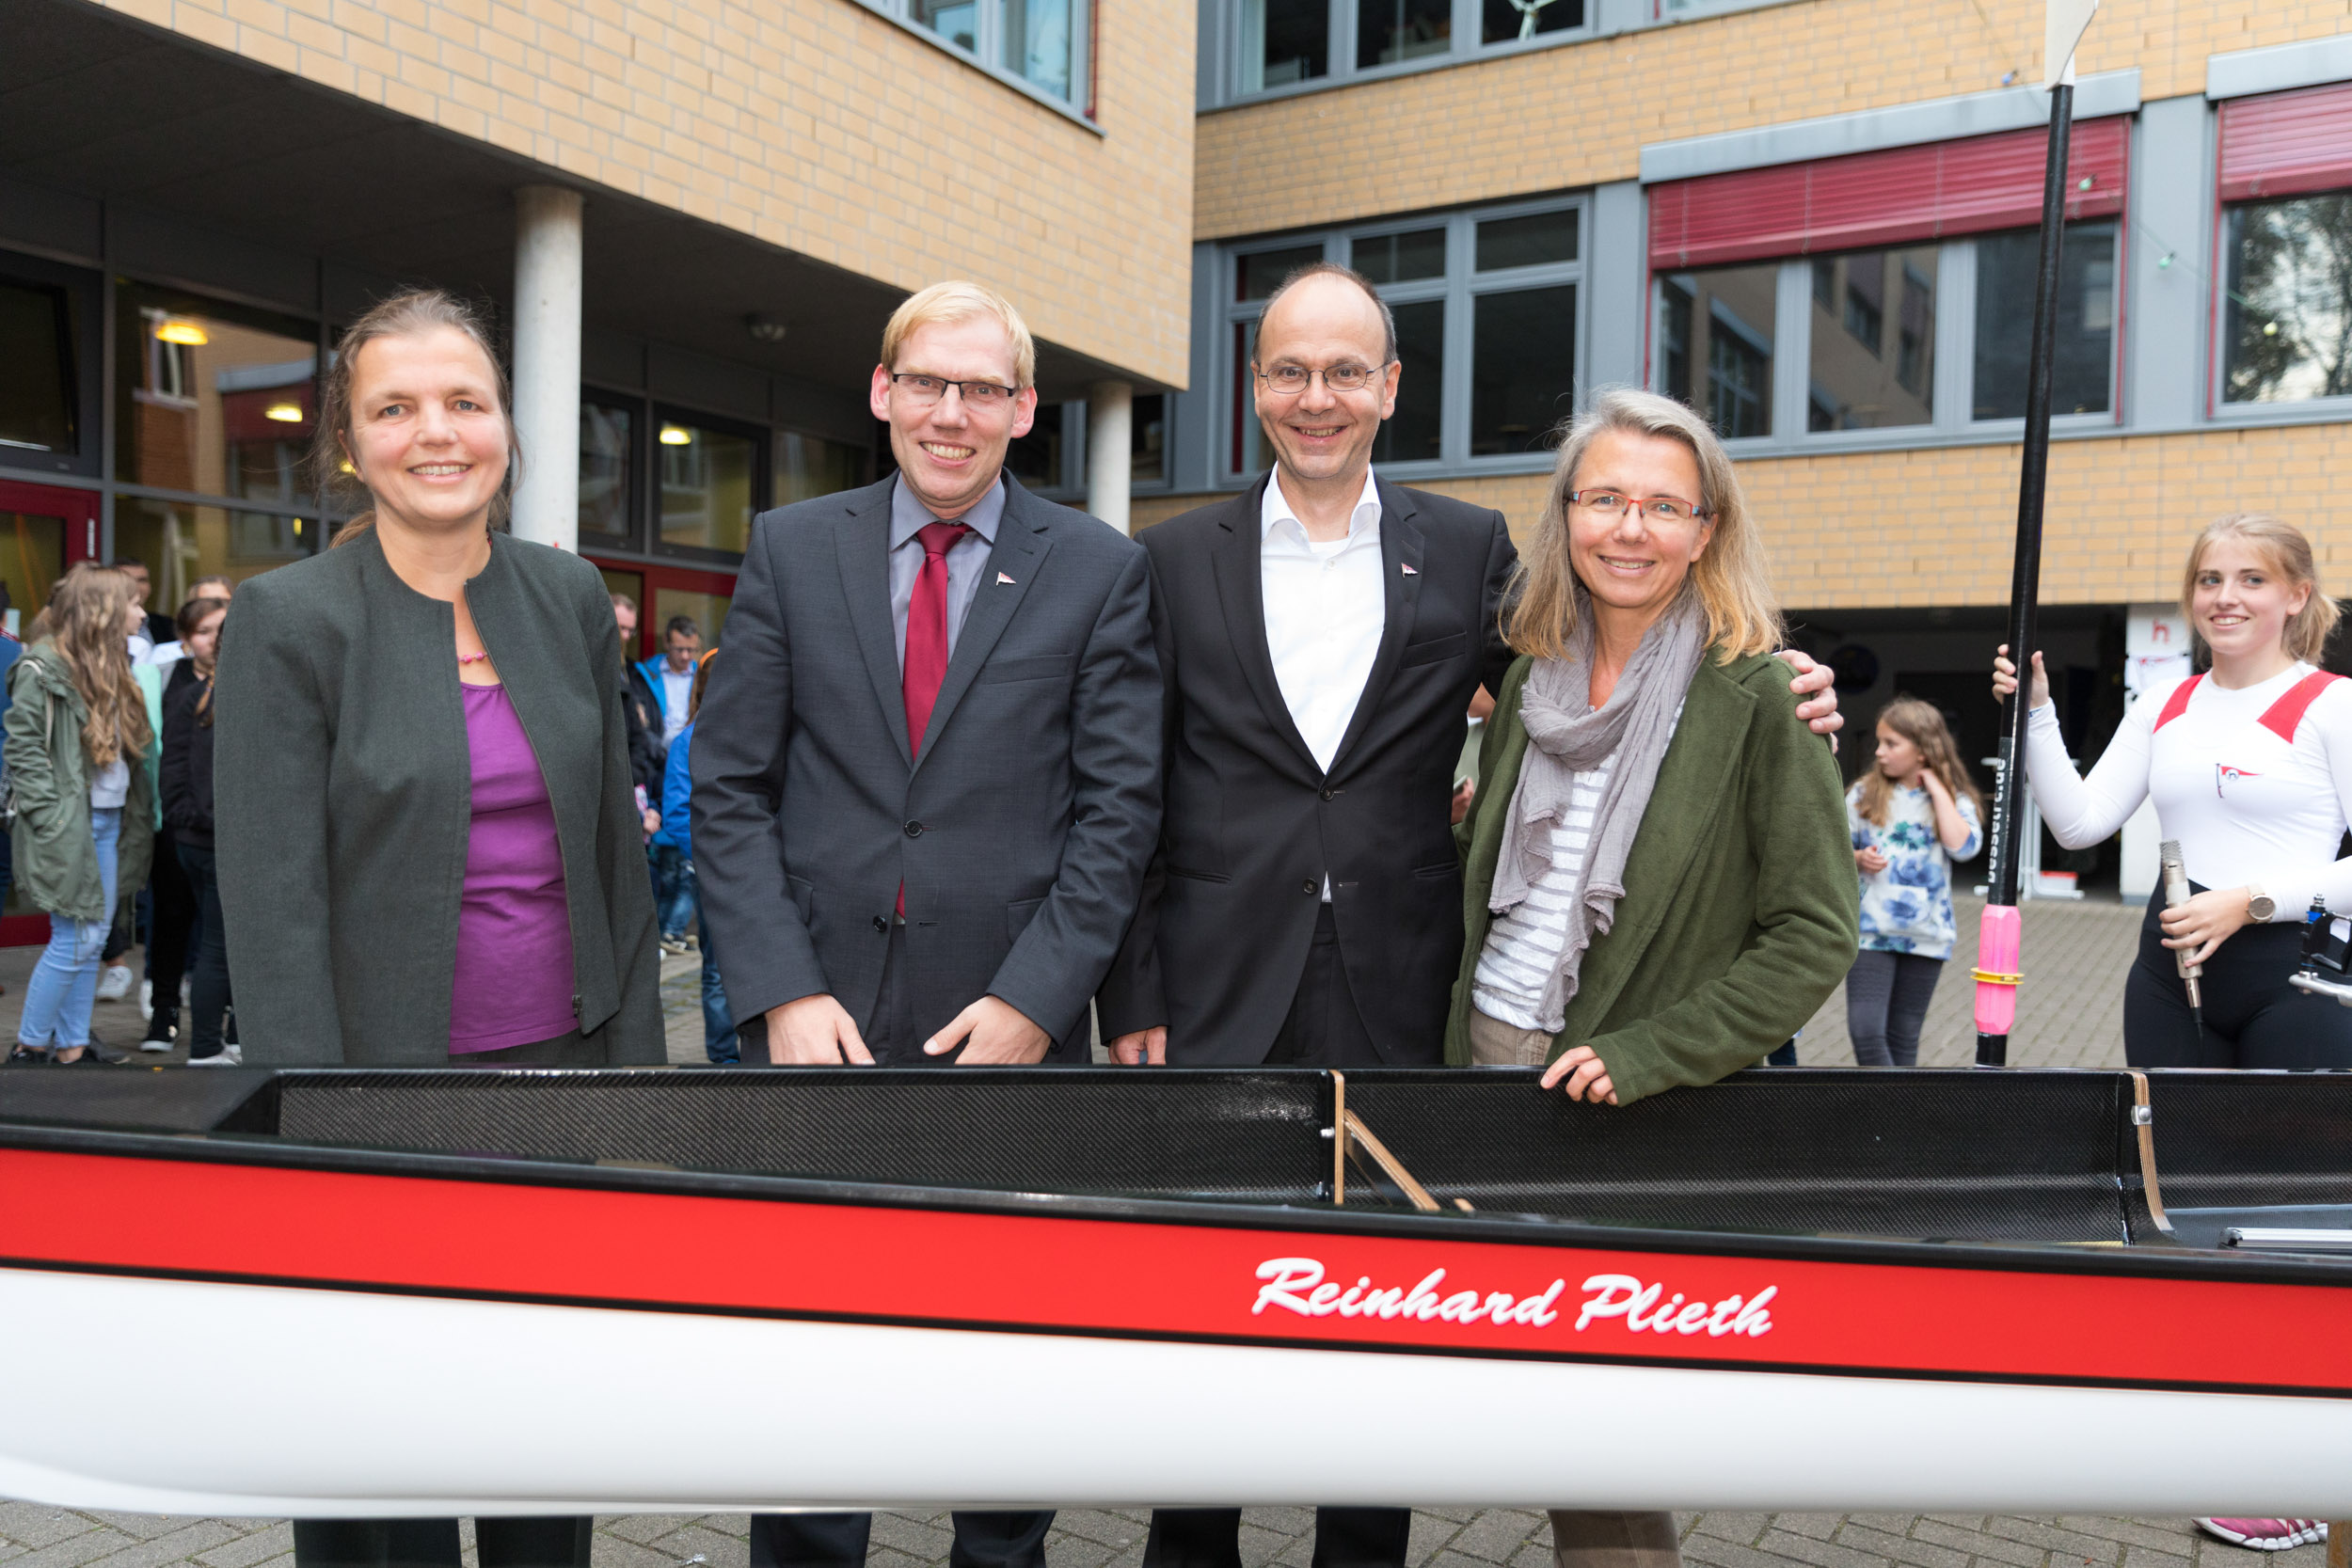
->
xmin=1977 ymin=0 xmax=2101 ymax=1067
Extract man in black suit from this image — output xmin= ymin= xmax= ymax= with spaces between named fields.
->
xmin=692 ymin=280 xmax=1160 ymax=1568
xmin=1096 ymin=262 xmax=1837 ymax=1568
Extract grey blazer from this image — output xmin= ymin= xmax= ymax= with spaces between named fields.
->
xmin=214 ymin=528 xmax=664 ymax=1066
xmin=691 ymin=475 xmax=1161 ymax=1058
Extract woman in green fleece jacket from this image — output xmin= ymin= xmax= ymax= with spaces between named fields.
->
xmin=1446 ymin=388 xmax=1856 ymax=1105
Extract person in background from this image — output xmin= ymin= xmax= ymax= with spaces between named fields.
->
xmin=1844 ymin=696 xmax=1982 ymax=1067
xmin=122 ymin=628 xmax=182 ymax=1050
xmin=161 ymin=595 xmax=234 ymax=1063
xmin=144 ymin=575 xmax=234 ymax=670
xmin=663 ymin=649 xmax=737 ymax=1064
xmin=611 ymin=593 xmax=663 ymax=818
xmin=635 ymin=615 xmax=703 ymax=953
xmin=114 ymin=560 xmax=178 ymax=661
xmin=7 ymin=565 xmax=155 ymax=1066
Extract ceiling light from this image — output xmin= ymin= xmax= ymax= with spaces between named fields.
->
xmin=745 ymin=313 xmax=788 ymax=344
xmin=264 ymin=402 xmax=304 ymax=422
xmin=155 ymin=318 xmax=209 ymax=346
xmin=660 ymin=424 xmax=693 ymax=446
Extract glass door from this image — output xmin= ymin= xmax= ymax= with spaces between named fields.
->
xmin=0 ymin=479 xmax=99 ymax=945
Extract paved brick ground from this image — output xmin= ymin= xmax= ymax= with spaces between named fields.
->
xmin=1 ymin=894 xmax=2310 ymax=1568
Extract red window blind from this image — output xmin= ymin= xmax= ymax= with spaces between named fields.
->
xmin=1648 ymin=117 xmax=2130 ymax=270
xmin=2218 ymin=81 xmax=2352 ymax=202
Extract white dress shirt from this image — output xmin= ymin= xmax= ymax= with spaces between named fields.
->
xmin=1262 ymin=467 xmax=1386 ymax=774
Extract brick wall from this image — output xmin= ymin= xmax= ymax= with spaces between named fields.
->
xmin=1194 ymin=0 xmax=2352 ymax=242
xmin=1133 ymin=422 xmax=2352 ymax=607
xmin=103 ymin=0 xmax=1198 ymax=385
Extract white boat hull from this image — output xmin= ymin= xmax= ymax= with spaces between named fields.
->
xmin=9 ymin=1268 xmax=2352 ymax=1519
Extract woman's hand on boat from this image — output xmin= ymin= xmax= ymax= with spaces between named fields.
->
xmin=2159 ymin=886 xmax=2258 ymax=967
xmin=766 ymin=993 xmax=875 ymax=1065
xmin=925 ymin=996 xmax=1053 ymax=1064
xmin=1539 ymin=1044 xmax=1619 ymax=1104
xmin=1992 ymin=645 xmax=2052 ymax=710
xmin=1108 ymin=1027 xmax=1168 ymax=1066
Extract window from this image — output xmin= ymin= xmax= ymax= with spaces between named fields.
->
xmin=1481 ymin=0 xmax=1581 ymax=47
xmin=776 ymin=429 xmax=868 ymax=504
xmin=656 ymin=415 xmax=759 ymax=557
xmin=0 ymin=279 xmax=77 ymax=459
xmin=1219 ymin=198 xmax=1586 ymax=478
xmin=1806 ymin=246 xmax=1936 ymax=431
xmin=1660 ymin=266 xmax=1774 ymax=439
xmin=116 ymin=284 xmax=318 ymax=506
xmin=1359 ymin=0 xmax=1448 ymax=69
xmin=113 ymin=496 xmax=321 ymax=607
xmin=1238 ymin=0 xmax=1327 ymax=89
xmin=1973 ymin=221 xmax=2117 ymax=419
xmin=900 ymin=0 xmax=1089 ymax=105
xmin=0 ymin=509 xmax=65 ymax=634
xmin=580 ymin=399 xmax=636 ymax=545
xmin=2223 ymin=194 xmax=2352 ymax=404
xmin=1132 ymin=394 xmax=1168 ymax=484
xmin=1007 ymin=402 xmax=1067 ymax=492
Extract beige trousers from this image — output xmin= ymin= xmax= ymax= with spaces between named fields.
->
xmin=1548 ymin=1511 xmax=1682 ymax=1568
xmin=1466 ymin=1006 xmax=1553 ymax=1067
xmin=1467 ymin=1010 xmax=1681 ymax=1568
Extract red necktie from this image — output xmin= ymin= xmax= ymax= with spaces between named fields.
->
xmin=898 ymin=520 xmax=969 ymax=919
xmin=903 ymin=519 xmax=972 ymax=759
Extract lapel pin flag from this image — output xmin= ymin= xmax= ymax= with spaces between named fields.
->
xmin=997 ymin=572 xmax=1016 ymax=585
xmin=1401 ymin=562 xmax=1418 ymax=576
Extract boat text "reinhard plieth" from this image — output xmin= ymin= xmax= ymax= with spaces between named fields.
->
xmin=1250 ymin=1259 xmax=1778 ymax=1338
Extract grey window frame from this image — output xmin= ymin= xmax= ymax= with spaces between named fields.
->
xmin=1216 ymin=0 xmax=1596 ymax=106
xmin=1651 ymin=226 xmax=2127 ymax=458
xmin=1214 ymin=195 xmax=1589 ymax=484
xmin=851 ymin=0 xmax=1097 ymax=124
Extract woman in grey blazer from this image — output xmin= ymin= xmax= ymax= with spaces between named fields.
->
xmin=215 ymin=289 xmax=662 ymax=1072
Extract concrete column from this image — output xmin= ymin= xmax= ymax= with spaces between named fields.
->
xmin=510 ymin=185 xmax=583 ymax=550
xmin=1086 ymin=379 xmax=1134 ymax=534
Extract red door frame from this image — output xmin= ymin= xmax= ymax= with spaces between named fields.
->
xmin=588 ymin=556 xmax=740 ymax=662
xmin=0 ymin=479 xmax=102 ymax=946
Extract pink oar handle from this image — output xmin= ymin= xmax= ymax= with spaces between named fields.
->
xmin=1973 ymin=903 xmax=2024 ymax=1035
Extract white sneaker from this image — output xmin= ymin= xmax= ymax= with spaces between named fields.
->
xmin=95 ymin=965 xmax=133 ymax=1004
xmin=140 ymin=978 xmax=153 ymax=1022
xmin=186 ymin=1045 xmax=243 ymax=1068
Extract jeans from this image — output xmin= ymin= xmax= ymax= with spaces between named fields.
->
xmin=690 ymin=869 xmax=737 ymax=1064
xmin=647 ymin=840 xmax=692 ymax=941
xmin=177 ymin=842 xmax=233 ymax=1059
xmin=1845 ymin=948 xmax=1943 ymax=1067
xmin=20 ymin=808 xmax=120 ymax=1050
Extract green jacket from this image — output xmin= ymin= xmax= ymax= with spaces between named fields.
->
xmin=4 ymin=642 xmax=156 ymax=922
xmin=1444 ymin=648 xmax=1858 ymax=1102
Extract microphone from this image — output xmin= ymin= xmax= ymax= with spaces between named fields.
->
xmin=2159 ymin=840 xmax=2204 ymax=1027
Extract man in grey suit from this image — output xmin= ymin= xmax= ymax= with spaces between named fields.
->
xmin=691 ymin=280 xmax=1160 ymax=1563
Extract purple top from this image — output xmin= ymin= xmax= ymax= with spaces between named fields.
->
xmin=449 ymin=683 xmax=577 ymax=1053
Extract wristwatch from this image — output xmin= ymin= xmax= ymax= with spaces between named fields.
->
xmin=2247 ymin=884 xmax=2277 ymax=922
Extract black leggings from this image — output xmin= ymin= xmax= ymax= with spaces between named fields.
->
xmin=2124 ymin=882 xmax=2352 ymax=1069
xmin=1845 ymin=949 xmax=1944 ymax=1067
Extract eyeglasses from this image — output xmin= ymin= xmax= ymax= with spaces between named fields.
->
xmin=888 ymin=372 xmax=1021 ymax=410
xmin=1567 ymin=490 xmax=1713 ymax=524
xmin=1254 ymin=361 xmax=1391 ymax=396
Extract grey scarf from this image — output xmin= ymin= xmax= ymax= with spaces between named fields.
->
xmin=1489 ymin=587 xmax=1708 ymax=1033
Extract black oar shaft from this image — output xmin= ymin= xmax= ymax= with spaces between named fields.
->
xmin=1977 ymin=81 xmax=2075 ymax=1069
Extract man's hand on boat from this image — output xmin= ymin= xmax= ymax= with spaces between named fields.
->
xmin=765 ymin=994 xmax=876 ymax=1065
xmin=1107 ymin=1026 xmax=1168 ymax=1066
xmin=1538 ymin=1044 xmax=1619 ymax=1104
xmin=925 ymin=995 xmax=1054 ymax=1064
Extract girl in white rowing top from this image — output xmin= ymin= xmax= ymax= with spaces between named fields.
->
xmin=1993 ymin=513 xmax=2352 ymax=1069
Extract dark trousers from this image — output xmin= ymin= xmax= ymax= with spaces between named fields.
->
xmin=1265 ymin=902 xmax=1437 ymax=1067
xmin=146 ymin=823 xmax=196 ymax=1023
xmin=2124 ymin=882 xmax=2352 ymax=1068
xmin=1844 ymin=948 xmax=1943 ymax=1067
xmin=175 ymin=842 xmax=232 ymax=1057
xmin=292 ymin=1517 xmax=590 ymax=1568
xmin=750 ymin=1511 xmax=1053 ymax=1568
xmin=1146 ymin=1508 xmax=1410 ymax=1568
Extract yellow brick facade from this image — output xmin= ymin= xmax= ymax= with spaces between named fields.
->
xmin=1134 ymin=424 xmax=2352 ymax=608
xmin=1193 ymin=0 xmax=2352 ymax=242
xmin=103 ymin=0 xmax=1198 ymax=385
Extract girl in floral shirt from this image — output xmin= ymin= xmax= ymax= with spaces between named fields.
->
xmin=1846 ymin=697 xmax=1984 ymax=1065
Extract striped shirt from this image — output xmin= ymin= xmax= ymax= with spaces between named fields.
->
xmin=1471 ymin=754 xmax=1614 ymax=1032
